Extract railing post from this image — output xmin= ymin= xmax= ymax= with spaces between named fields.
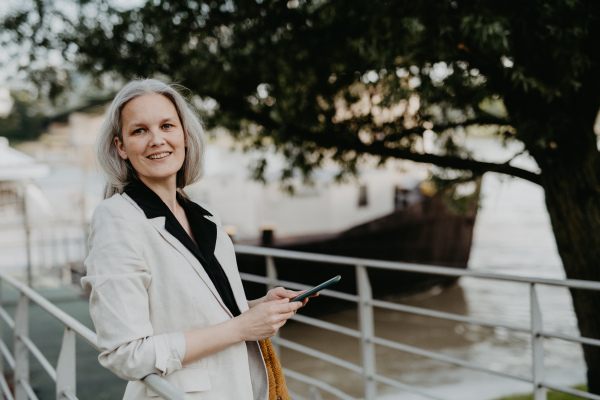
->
xmin=0 ymin=281 xmax=3 ymax=379
xmin=356 ymin=265 xmax=376 ymax=400
xmin=14 ymin=293 xmax=29 ymax=400
xmin=266 ymin=256 xmax=277 ymax=292
xmin=56 ymin=328 xmax=76 ymax=400
xmin=23 ymin=190 xmax=33 ymax=287
xmin=309 ymin=385 xmax=323 ymax=400
xmin=531 ymin=283 xmax=546 ymax=400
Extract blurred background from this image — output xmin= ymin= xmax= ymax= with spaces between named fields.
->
xmin=1 ymin=1 xmax=599 ymax=399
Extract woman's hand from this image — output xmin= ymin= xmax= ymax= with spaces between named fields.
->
xmin=184 ymin=287 xmax=319 ymax=364
xmin=234 ymin=298 xmax=303 ymax=341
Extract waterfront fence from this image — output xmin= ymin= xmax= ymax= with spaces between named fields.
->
xmin=234 ymin=245 xmax=600 ymax=400
xmin=0 ymin=244 xmax=598 ymax=400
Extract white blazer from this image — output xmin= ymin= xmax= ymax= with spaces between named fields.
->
xmin=81 ymin=193 xmax=268 ymax=400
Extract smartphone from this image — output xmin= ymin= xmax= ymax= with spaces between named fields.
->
xmin=290 ymin=275 xmax=341 ymax=302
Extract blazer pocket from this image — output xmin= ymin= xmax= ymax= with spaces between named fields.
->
xmin=146 ymin=366 xmax=211 ymax=397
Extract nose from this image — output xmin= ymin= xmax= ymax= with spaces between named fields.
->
xmin=148 ymin=128 xmax=166 ymax=147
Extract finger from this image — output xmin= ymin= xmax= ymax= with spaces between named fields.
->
xmin=274 ymin=301 xmax=302 ymax=314
xmin=276 ymin=289 xmax=298 ymax=300
xmin=278 ymin=310 xmax=297 ymax=321
xmin=288 ymin=301 xmax=304 ymax=312
xmin=263 ymin=299 xmax=294 ymax=314
xmin=266 ymin=311 xmax=295 ymax=328
xmin=276 ymin=287 xmax=300 ymax=299
xmin=273 ymin=287 xmax=289 ymax=296
xmin=277 ymin=302 xmax=302 ymax=317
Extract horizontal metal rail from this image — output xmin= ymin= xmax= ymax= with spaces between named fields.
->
xmin=18 ymin=334 xmax=58 ymax=381
xmin=142 ymin=374 xmax=189 ymax=400
xmin=542 ymin=382 xmax=600 ymax=400
xmin=0 ymin=339 xmax=15 ymax=369
xmin=292 ymin=314 xmax=362 ymax=339
xmin=370 ymin=298 xmax=531 ymax=333
xmin=0 ymin=237 xmax=85 ymax=250
xmin=63 ymin=390 xmax=78 ymax=400
xmin=235 ymin=244 xmax=600 ymax=291
xmin=0 ymin=306 xmax=15 ymax=329
xmin=371 ymin=336 xmax=532 ymax=383
xmin=282 ymin=368 xmax=358 ymax=400
xmin=1 ymin=273 xmax=96 ymax=348
xmin=273 ymin=337 xmax=363 ymax=374
xmin=539 ymin=330 xmax=600 ymax=348
xmin=239 ymin=272 xmax=359 ymax=302
xmin=18 ymin=378 xmax=39 ymax=400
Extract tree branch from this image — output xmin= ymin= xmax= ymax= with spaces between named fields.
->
xmin=397 ymin=115 xmax=510 ymax=136
xmin=378 ymin=147 xmax=541 ymax=185
xmin=303 ymin=130 xmax=542 ymax=185
xmin=203 ymin=94 xmax=541 ymax=185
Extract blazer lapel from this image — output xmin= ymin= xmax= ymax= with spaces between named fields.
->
xmin=122 ymin=194 xmax=234 ymax=317
xmin=208 ymin=215 xmax=250 ymax=314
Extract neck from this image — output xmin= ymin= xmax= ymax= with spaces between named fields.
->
xmin=138 ymin=176 xmax=179 ymax=214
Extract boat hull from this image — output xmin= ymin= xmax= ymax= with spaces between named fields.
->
xmin=237 ymin=190 xmax=478 ymax=311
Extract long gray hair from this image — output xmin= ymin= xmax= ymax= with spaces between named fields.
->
xmin=96 ymin=78 xmax=205 ymax=199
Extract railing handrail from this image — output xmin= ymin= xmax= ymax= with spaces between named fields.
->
xmin=0 ymin=273 xmax=97 ymax=348
xmin=0 ymin=271 xmax=186 ymax=400
xmin=234 ymin=244 xmax=600 ymax=291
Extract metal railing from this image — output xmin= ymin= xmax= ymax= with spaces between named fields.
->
xmin=0 ymin=244 xmax=599 ymax=400
xmin=0 ymin=272 xmax=187 ymax=400
xmin=234 ymin=244 xmax=600 ymax=400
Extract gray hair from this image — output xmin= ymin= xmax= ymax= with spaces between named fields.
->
xmin=96 ymin=78 xmax=205 ymax=199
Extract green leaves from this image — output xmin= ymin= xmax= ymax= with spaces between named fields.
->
xmin=2 ymin=0 xmax=599 ymax=183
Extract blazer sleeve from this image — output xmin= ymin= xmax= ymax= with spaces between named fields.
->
xmin=81 ymin=199 xmax=186 ymax=381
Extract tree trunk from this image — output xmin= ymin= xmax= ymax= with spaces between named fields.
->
xmin=535 ymin=145 xmax=600 ymax=394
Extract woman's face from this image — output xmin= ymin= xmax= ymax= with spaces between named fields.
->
xmin=115 ymin=93 xmax=187 ymax=188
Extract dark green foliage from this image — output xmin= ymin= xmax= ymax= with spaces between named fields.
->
xmin=2 ymin=0 xmax=600 ymax=393
xmin=0 ymin=92 xmax=47 ymax=141
xmin=8 ymin=0 xmax=595 ymax=184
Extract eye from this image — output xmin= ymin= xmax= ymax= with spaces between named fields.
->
xmin=162 ymin=123 xmax=174 ymax=129
xmin=132 ymin=128 xmax=146 ymax=134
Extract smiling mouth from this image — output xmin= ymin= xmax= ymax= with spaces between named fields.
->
xmin=147 ymin=152 xmax=172 ymax=160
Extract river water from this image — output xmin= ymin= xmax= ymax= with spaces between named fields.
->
xmin=0 ymin=137 xmax=586 ymax=400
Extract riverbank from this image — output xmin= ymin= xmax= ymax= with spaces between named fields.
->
xmin=496 ymin=385 xmax=587 ymax=400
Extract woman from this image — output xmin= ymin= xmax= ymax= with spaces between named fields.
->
xmin=82 ymin=78 xmax=309 ymax=400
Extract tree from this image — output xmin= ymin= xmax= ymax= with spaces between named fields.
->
xmin=2 ymin=0 xmax=600 ymax=393
xmin=0 ymin=91 xmax=47 ymax=142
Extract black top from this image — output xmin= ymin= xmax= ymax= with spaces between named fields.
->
xmin=124 ymin=180 xmax=242 ymax=317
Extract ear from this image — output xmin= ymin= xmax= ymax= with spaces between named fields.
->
xmin=114 ymin=136 xmax=128 ymax=160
